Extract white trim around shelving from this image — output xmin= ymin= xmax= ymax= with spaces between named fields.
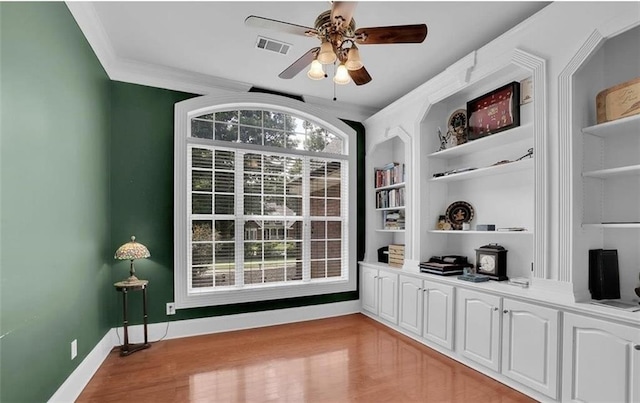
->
xmin=582 ymin=223 xmax=640 ymax=229
xmin=582 ymin=164 xmax=640 ymax=178
xmin=428 ymin=230 xmax=533 ymax=235
xmin=429 ymin=158 xmax=534 ymax=183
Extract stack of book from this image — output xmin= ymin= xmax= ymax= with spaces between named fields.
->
xmin=383 ymin=211 xmax=405 ymax=230
xmin=419 ymin=257 xmax=474 ymax=276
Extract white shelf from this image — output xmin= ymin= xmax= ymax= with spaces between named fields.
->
xmin=582 ymin=223 xmax=640 ymax=229
xmin=376 ymin=229 xmax=405 ymax=233
xmin=375 ymin=182 xmax=405 ymax=191
xmin=428 ymin=230 xmax=533 ymax=235
xmin=376 ymin=206 xmax=405 ymax=211
xmin=427 ymin=123 xmax=532 ymax=159
xmin=429 ymin=158 xmax=533 ymax=183
xmin=582 ymin=164 xmax=640 ymax=178
xmin=581 ymin=114 xmax=640 ymax=138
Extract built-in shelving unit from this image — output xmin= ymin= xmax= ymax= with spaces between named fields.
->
xmin=570 ymin=25 xmax=640 ymax=301
xmin=418 ymin=52 xmax=545 ymax=281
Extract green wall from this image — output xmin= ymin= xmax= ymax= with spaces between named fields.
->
xmin=0 ymin=3 xmax=112 ymax=402
xmin=110 ymin=82 xmax=363 ymax=324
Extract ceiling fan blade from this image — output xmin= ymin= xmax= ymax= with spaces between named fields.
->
xmin=279 ymin=47 xmax=320 ymax=79
xmin=245 ymin=15 xmax=316 ymax=37
xmin=331 ymin=2 xmax=358 ymax=30
xmin=348 ymin=66 xmax=372 ymax=86
xmin=355 ymin=24 xmax=428 ymax=44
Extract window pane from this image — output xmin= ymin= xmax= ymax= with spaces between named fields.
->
xmin=327 ymin=240 xmax=341 ymax=259
xmin=264 ymin=155 xmax=285 ymax=173
xmin=264 ymin=241 xmax=284 ymax=260
xmin=327 ymin=259 xmax=342 ymax=277
xmin=264 ymin=111 xmax=285 ymax=129
xmin=327 ymin=199 xmax=340 ymax=217
xmin=263 ymin=221 xmax=285 ymax=240
xmin=327 ymin=221 xmax=341 ymax=239
xmin=325 ymin=133 xmax=343 ymax=154
xmin=311 ymin=260 xmax=325 ymax=279
xmin=264 ymin=176 xmax=284 ymax=195
xmin=214 ymin=194 xmax=234 ymax=215
xmin=214 ymin=150 xmax=234 ymax=170
xmin=214 ymin=171 xmax=234 ymax=193
xmin=286 ymin=241 xmax=302 ymax=260
xmin=240 ymin=126 xmax=262 ymax=145
xmin=192 ymin=194 xmax=212 ymax=214
xmin=304 ymin=130 xmax=326 ymax=152
xmin=192 ymin=148 xmax=212 ymax=168
xmin=195 ymin=113 xmax=213 ymax=121
xmin=286 ymin=197 xmax=302 ymax=215
xmin=245 ymin=242 xmax=263 ymax=262
xmin=215 ymin=242 xmax=235 ymax=263
xmin=215 ymin=220 xmax=235 ymax=241
xmin=327 ymin=161 xmax=341 ymax=177
xmin=264 ymin=129 xmax=285 ymax=148
xmin=326 ymin=179 xmax=340 ymax=197
xmin=192 ymin=170 xmax=212 ymax=192
xmin=286 ymin=176 xmax=302 ymax=196
xmin=264 ymin=196 xmax=285 ymax=216
xmin=244 ymin=220 xmax=262 ymax=240
xmin=287 ymin=262 xmax=303 ymax=281
xmin=240 ymin=110 xmax=262 ymax=126
xmin=192 ymin=120 xmax=213 ymax=139
xmin=286 ymin=221 xmax=303 ymax=240
xmin=310 ymin=159 xmax=326 ymax=177
xmin=192 ymin=266 xmax=213 ymax=288
xmin=244 ymin=267 xmax=263 ymax=285
xmin=310 ymin=198 xmax=325 ymax=216
xmin=310 ymin=178 xmax=326 ymax=197
xmin=244 ymin=154 xmax=262 ymax=172
xmin=192 ymin=220 xmax=213 ymax=241
xmin=264 ymin=262 xmax=285 ymax=283
xmin=215 ymin=111 xmax=238 ymax=124
xmin=215 ymin=123 xmax=238 ymax=141
xmin=215 ymin=266 xmax=235 ymax=286
xmin=311 ymin=240 xmax=326 ymax=259
xmin=244 ymin=196 xmax=262 ymax=215
xmin=311 ymin=221 xmax=325 ymax=239
xmin=244 ymin=173 xmax=262 ymax=194
xmin=192 ymin=243 xmax=213 ymax=265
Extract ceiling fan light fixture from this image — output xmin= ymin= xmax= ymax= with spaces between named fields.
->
xmin=307 ymin=59 xmax=325 ymax=80
xmin=333 ymin=63 xmax=351 ymax=85
xmin=317 ymin=40 xmax=337 ymax=64
xmin=345 ymin=45 xmax=363 ymax=71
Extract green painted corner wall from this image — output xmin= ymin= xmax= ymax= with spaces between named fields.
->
xmin=0 ymin=3 xmax=112 ymax=402
xmin=110 ymin=82 xmax=363 ymax=324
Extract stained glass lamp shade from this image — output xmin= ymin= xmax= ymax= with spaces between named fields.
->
xmin=114 ymin=236 xmax=150 ymax=283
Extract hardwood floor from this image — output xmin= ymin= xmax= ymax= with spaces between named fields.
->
xmin=77 ymin=314 xmax=534 ymax=402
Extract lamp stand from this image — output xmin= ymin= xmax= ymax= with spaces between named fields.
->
xmin=125 ymin=259 xmax=139 ymax=283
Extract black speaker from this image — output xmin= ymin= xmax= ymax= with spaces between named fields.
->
xmin=588 ymin=249 xmax=620 ymax=300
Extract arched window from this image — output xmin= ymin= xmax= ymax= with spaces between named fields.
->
xmin=174 ymin=94 xmax=357 ymax=308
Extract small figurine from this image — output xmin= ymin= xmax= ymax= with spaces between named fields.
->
xmin=438 ymin=127 xmax=450 ymax=151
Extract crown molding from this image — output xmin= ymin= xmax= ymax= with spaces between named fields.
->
xmin=65 ymin=2 xmax=377 ymax=122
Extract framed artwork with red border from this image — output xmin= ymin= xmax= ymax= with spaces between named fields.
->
xmin=466 ymin=81 xmax=520 ymax=141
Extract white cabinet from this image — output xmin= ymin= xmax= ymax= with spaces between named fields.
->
xmin=360 ymin=265 xmax=398 ymax=324
xmin=562 ymin=313 xmax=640 ymax=403
xmin=456 ymin=288 xmax=560 ymax=399
xmin=398 ymin=275 xmax=455 ymax=350
xmin=501 ymin=298 xmax=559 ymax=399
xmin=456 ymin=288 xmax=502 ymax=371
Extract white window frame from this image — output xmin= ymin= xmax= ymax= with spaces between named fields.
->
xmin=174 ymin=93 xmax=358 ymax=309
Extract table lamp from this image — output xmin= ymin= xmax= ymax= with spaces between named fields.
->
xmin=114 ymin=235 xmax=150 ymax=283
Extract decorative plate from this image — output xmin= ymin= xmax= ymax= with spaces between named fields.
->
xmin=445 ymin=201 xmax=474 ymax=230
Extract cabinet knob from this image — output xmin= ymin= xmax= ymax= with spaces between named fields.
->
xmin=635 ymin=345 xmax=640 ymax=351
xmin=503 ymin=310 xmax=509 ymax=314
xmin=493 ymin=307 xmax=499 ymax=311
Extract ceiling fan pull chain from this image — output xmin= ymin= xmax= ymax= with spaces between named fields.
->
xmin=333 ymin=62 xmax=337 ymax=101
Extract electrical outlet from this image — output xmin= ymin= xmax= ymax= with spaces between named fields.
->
xmin=71 ymin=339 xmax=77 ymax=360
xmin=166 ymin=302 xmax=176 ymax=315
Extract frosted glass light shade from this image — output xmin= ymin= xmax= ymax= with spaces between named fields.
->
xmin=307 ymin=60 xmax=325 ymax=80
xmin=345 ymin=46 xmax=363 ymax=71
xmin=317 ymin=41 xmax=337 ymax=64
xmin=333 ymin=63 xmax=351 ymax=85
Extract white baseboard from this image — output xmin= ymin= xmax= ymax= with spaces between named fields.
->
xmin=47 ymin=328 xmax=116 ymax=403
xmin=48 ymin=300 xmax=360 ymax=402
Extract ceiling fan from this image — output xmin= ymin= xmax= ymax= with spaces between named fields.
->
xmin=245 ymin=1 xmax=427 ymax=86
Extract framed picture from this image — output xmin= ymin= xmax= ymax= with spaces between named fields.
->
xmin=466 ymin=81 xmax=520 ymax=141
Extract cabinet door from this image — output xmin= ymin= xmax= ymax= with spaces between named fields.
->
xmin=398 ymin=275 xmax=423 ymax=335
xmin=562 ymin=313 xmax=640 ymax=403
xmin=422 ymin=280 xmax=455 ymax=350
xmin=456 ymin=288 xmax=502 ymax=371
xmin=501 ymin=299 xmax=559 ymax=399
xmin=378 ymin=271 xmax=398 ymax=324
xmin=361 ymin=266 xmax=378 ymax=315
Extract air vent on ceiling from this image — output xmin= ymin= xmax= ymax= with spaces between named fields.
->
xmin=255 ymin=36 xmax=291 ymax=55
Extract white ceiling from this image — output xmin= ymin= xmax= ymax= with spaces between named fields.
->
xmin=75 ymin=1 xmax=550 ymax=115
